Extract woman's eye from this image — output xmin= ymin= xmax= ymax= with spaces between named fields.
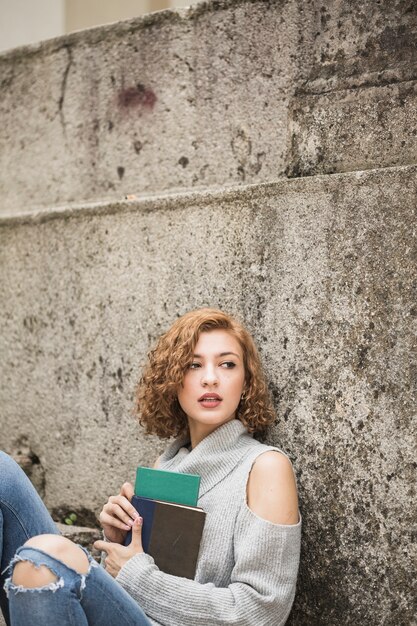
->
xmin=221 ymin=361 xmax=236 ymax=369
xmin=189 ymin=362 xmax=201 ymax=369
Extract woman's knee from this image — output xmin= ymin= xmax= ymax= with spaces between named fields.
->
xmin=9 ymin=536 xmax=90 ymax=593
xmin=12 ymin=560 xmax=59 ymax=588
xmin=20 ymin=535 xmax=89 ymax=576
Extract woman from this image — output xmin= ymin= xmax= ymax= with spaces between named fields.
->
xmin=1 ymin=308 xmax=301 ymax=625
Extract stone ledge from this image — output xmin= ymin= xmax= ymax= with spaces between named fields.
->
xmin=2 ymin=0 xmax=416 ymax=214
xmin=0 ymin=163 xmax=415 ymax=229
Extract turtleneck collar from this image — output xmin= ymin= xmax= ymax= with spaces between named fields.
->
xmin=158 ymin=419 xmax=257 ymax=498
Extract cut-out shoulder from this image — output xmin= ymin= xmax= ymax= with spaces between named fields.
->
xmin=242 ymin=499 xmax=302 ymax=529
xmin=246 ymin=450 xmax=299 ymax=525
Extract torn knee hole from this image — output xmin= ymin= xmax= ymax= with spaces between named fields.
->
xmin=4 ymin=562 xmax=65 ymax=597
xmin=11 ymin=560 xmax=60 ymax=589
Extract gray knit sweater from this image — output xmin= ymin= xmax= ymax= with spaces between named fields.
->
xmin=116 ymin=419 xmax=301 ymax=626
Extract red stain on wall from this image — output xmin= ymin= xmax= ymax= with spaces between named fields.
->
xmin=118 ymin=84 xmax=157 ymax=110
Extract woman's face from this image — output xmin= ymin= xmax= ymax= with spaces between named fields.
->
xmin=177 ymin=329 xmax=245 ymax=436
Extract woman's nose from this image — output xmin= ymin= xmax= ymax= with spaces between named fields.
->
xmin=201 ymin=366 xmax=218 ymax=386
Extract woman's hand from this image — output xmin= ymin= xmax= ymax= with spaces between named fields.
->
xmin=98 ymin=482 xmax=140 ymax=544
xmin=94 ymin=516 xmax=144 ymax=577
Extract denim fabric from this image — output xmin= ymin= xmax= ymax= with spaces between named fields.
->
xmin=0 ymin=451 xmax=60 ymax=625
xmin=0 ymin=452 xmax=152 ymax=626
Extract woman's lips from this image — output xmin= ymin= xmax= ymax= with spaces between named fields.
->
xmin=198 ymin=394 xmax=222 ymax=408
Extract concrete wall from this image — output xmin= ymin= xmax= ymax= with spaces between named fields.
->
xmin=1 ymin=166 xmax=415 ymax=623
xmin=0 ymin=0 xmax=416 ymax=624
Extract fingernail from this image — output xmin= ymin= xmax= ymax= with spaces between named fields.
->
xmin=127 ymin=520 xmax=134 ymax=527
xmin=124 ymin=523 xmax=131 ymax=529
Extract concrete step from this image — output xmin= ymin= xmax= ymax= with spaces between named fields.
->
xmin=1 ymin=0 xmax=415 ymax=214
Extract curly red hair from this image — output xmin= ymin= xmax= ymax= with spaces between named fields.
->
xmin=134 ymin=308 xmax=276 ymax=438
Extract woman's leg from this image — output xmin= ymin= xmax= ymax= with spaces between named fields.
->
xmin=0 ymin=451 xmax=60 ymax=625
xmin=5 ymin=537 xmax=152 ymax=626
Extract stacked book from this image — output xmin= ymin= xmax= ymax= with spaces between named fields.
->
xmin=124 ymin=466 xmax=206 ymax=579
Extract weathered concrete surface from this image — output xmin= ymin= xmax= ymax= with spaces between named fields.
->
xmin=287 ymin=81 xmax=417 ymax=176
xmin=0 ymin=0 xmax=313 ymax=214
xmin=0 ymin=165 xmax=415 ymax=624
xmin=287 ymin=0 xmax=417 ymax=177
xmin=303 ymin=0 xmax=417 ymax=93
xmin=1 ymin=0 xmax=417 ymax=213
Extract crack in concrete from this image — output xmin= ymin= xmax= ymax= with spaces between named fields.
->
xmin=58 ymin=45 xmax=73 ymax=137
xmin=297 ymin=74 xmax=417 ymax=98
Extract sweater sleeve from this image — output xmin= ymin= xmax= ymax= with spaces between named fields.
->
xmin=115 ymin=502 xmax=301 ymax=626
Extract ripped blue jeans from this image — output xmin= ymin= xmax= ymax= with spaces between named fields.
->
xmin=0 ymin=452 xmax=151 ymax=625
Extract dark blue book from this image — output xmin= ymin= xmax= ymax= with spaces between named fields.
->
xmin=124 ymin=495 xmax=206 ymax=579
xmin=124 ymin=496 xmax=155 ymax=552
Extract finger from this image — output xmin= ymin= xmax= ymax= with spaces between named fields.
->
xmin=120 ymin=481 xmax=134 ymax=500
xmin=103 ymin=499 xmax=139 ymax=526
xmin=109 ymin=494 xmax=140 ymax=520
xmin=94 ymin=540 xmax=111 ymax=552
xmin=119 ymin=485 xmax=141 ymax=521
xmin=129 ymin=516 xmax=143 ymax=549
xmin=99 ymin=510 xmax=132 ymax=531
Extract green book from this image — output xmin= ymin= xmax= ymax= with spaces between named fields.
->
xmin=135 ymin=466 xmax=201 ymax=507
